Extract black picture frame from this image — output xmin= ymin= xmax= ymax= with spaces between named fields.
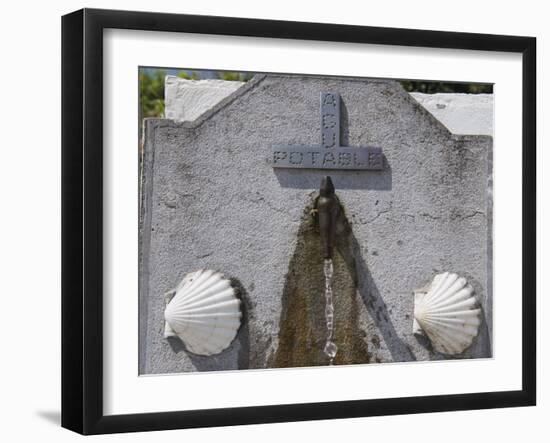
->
xmin=61 ymin=8 xmax=536 ymax=435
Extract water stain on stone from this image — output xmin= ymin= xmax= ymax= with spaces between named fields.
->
xmin=272 ymin=199 xmax=370 ymax=368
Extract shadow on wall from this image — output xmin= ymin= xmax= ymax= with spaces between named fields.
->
xmin=270 ymin=196 xmax=415 ymax=368
xmin=36 ymin=410 xmax=60 ymax=426
xmin=274 ymin=166 xmax=392 ymax=191
xmin=337 ymin=232 xmax=416 ymax=363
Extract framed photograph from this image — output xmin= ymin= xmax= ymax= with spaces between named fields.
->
xmin=62 ymin=8 xmax=536 ymax=435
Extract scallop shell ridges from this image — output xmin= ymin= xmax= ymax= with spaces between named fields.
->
xmin=413 ymin=272 xmax=482 ymax=355
xmin=164 ymin=269 xmax=242 ymax=356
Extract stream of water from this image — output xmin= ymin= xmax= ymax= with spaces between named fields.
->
xmin=323 ymin=258 xmax=338 ymax=364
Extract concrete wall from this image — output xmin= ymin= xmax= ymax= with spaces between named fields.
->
xmin=139 ymin=74 xmax=492 ymax=374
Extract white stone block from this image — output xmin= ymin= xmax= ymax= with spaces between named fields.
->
xmin=410 ymin=92 xmax=493 ymax=136
xmin=164 ymin=76 xmax=244 ymax=122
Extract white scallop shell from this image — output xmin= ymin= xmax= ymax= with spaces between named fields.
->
xmin=164 ymin=269 xmax=242 ymax=356
xmin=413 ymin=272 xmax=482 ymax=355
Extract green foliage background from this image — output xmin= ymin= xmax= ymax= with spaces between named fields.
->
xmin=139 ymin=70 xmax=166 ymax=121
xmin=399 ymin=80 xmax=492 ymax=94
xmin=139 ymin=68 xmax=492 ymax=124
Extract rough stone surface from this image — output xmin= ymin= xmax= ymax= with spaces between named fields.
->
xmin=164 ymin=76 xmax=244 ymax=122
xmin=140 ymin=74 xmax=493 ymax=374
xmin=410 ymin=93 xmax=493 ymax=136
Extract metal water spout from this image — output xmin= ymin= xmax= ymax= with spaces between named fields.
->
xmin=316 ymin=176 xmax=341 ymax=259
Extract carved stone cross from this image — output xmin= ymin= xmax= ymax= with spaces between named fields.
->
xmin=271 ymin=92 xmax=384 ymax=170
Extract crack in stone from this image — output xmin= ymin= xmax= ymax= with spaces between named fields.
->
xmin=355 ymin=208 xmax=486 ymax=225
xmin=420 ymin=212 xmax=442 ymax=220
xmin=360 ymin=208 xmax=391 ymax=224
xmin=244 ymin=193 xmax=294 ymax=218
xmin=357 ymin=202 xmax=394 ymax=224
xmin=174 ymin=190 xmax=196 ymax=200
xmin=451 ymin=210 xmax=485 ymax=221
xmin=196 ymin=252 xmax=213 ymax=259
